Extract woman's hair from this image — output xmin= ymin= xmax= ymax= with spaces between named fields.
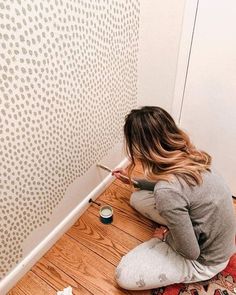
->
xmin=124 ymin=106 xmax=211 ymax=186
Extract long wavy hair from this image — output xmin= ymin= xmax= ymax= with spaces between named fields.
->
xmin=124 ymin=106 xmax=211 ymax=186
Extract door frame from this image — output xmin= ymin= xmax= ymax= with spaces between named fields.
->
xmin=171 ymin=0 xmax=199 ymax=123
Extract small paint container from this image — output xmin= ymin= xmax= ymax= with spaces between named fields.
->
xmin=99 ymin=205 xmax=113 ymax=224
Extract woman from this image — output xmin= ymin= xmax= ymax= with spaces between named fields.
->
xmin=112 ymin=106 xmax=235 ymax=290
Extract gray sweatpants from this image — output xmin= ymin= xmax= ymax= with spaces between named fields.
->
xmin=115 ymin=190 xmax=228 ymax=290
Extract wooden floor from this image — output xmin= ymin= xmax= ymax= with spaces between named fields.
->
xmin=8 ymin=167 xmax=236 ymax=295
xmin=8 ymin=166 xmax=155 ymax=295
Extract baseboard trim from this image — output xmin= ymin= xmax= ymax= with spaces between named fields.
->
xmin=0 ymin=157 xmax=129 ymax=295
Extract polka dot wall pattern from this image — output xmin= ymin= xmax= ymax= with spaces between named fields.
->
xmin=0 ymin=0 xmax=140 ymax=278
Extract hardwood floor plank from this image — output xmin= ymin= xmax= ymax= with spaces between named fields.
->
xmin=88 ymin=204 xmax=153 ymax=242
xmin=67 ymin=209 xmax=140 ymax=266
xmin=31 ymin=257 xmax=92 ymax=295
xmin=44 ymin=234 xmax=130 ymax=295
xmin=7 ymin=286 xmax=26 ymax=295
xmin=13 ymin=271 xmax=56 ymax=295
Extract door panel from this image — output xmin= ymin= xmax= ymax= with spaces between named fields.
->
xmin=180 ymin=0 xmax=236 ymax=194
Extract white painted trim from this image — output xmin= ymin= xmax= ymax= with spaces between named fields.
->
xmin=171 ymin=0 xmax=199 ymax=123
xmin=0 ymin=158 xmax=129 ymax=295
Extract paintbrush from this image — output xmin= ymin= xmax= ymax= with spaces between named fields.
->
xmin=97 ymin=164 xmax=138 ymax=185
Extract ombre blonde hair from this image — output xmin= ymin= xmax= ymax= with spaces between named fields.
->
xmin=124 ymin=106 xmax=211 ymax=186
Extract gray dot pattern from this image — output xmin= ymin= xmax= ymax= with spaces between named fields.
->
xmin=0 ymin=0 xmax=140 ymax=278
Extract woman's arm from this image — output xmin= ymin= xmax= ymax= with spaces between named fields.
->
xmin=112 ymin=169 xmax=156 ymax=191
xmin=161 ymin=207 xmax=200 ymax=260
xmin=156 ymin=188 xmax=200 ymax=260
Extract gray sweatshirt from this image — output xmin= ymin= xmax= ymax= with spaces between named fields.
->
xmin=136 ymin=169 xmax=236 ymax=265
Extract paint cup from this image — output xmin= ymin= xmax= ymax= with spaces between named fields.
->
xmin=99 ymin=205 xmax=113 ymax=224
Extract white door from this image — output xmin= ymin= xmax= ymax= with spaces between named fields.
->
xmin=176 ymin=0 xmax=236 ymax=194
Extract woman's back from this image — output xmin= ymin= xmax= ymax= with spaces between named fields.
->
xmin=154 ymin=169 xmax=236 ymax=265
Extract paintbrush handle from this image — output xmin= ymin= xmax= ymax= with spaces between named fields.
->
xmin=97 ymin=164 xmax=112 ymax=173
xmin=97 ymin=164 xmax=138 ymax=185
xmin=89 ymin=198 xmax=101 ymax=206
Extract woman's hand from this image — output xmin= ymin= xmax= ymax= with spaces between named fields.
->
xmin=111 ymin=169 xmax=131 ymax=184
xmin=153 ymin=226 xmax=169 ymax=241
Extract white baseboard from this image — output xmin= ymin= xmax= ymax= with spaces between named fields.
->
xmin=0 ymin=157 xmax=129 ymax=295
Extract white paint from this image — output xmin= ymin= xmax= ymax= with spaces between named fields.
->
xmin=176 ymin=0 xmax=236 ymax=194
xmin=100 ymin=207 xmax=113 ymax=217
xmin=137 ymin=0 xmax=186 ymax=112
xmin=0 ymin=154 xmax=129 ymax=295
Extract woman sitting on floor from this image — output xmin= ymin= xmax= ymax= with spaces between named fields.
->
xmin=112 ymin=106 xmax=236 ymax=291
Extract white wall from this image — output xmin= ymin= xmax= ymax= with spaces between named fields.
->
xmin=137 ymin=0 xmax=186 ymax=112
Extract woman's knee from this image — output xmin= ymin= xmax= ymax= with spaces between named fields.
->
xmin=115 ymin=258 xmax=131 ymax=289
xmin=115 ymin=265 xmax=128 ymax=289
xmin=115 ymin=253 xmax=140 ymax=290
xmin=115 ymin=263 xmax=144 ymax=290
xmin=130 ymin=190 xmax=167 ymax=225
xmin=115 ymin=243 xmax=154 ymax=291
xmin=130 ymin=190 xmax=149 ymax=209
